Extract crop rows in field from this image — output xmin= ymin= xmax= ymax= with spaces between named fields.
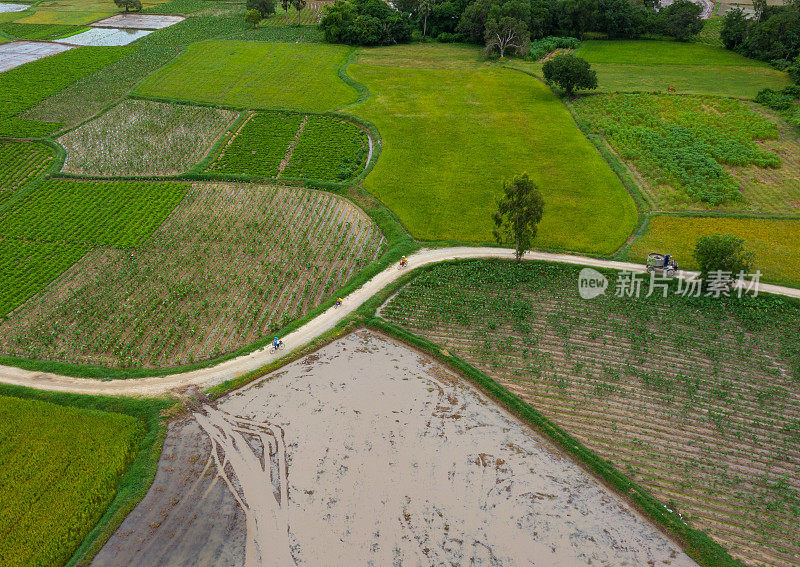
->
xmin=382 ymin=260 xmax=800 ymax=567
xmin=0 ymin=179 xmax=187 ymax=248
xmin=0 ymin=140 xmax=53 ymax=193
xmin=59 ymin=100 xmax=238 ymax=177
xmin=0 ymin=238 xmax=90 ymax=317
xmin=208 ymin=111 xmax=303 ymax=178
xmin=21 ymin=44 xmax=182 ymax=130
xmin=207 ymin=111 xmax=369 ymax=182
xmin=572 ymin=93 xmax=782 ymax=209
xmin=0 ymin=182 xmax=385 ymax=368
xmin=283 ymin=115 xmax=369 ymax=182
xmin=0 ymin=394 xmax=141 ymax=567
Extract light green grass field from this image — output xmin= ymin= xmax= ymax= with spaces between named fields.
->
xmin=569 ymin=40 xmax=790 ymax=98
xmin=136 ymin=41 xmax=358 ymax=111
xmin=14 ymin=10 xmax=108 ymax=24
xmin=0 ymin=394 xmax=141 ymax=567
xmin=628 ymin=215 xmax=800 ymax=285
xmin=349 ymin=48 xmax=638 ymax=253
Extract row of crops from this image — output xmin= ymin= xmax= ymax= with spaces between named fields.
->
xmin=382 ymin=260 xmax=800 ymax=567
xmin=0 ymin=179 xmax=187 ymax=248
xmin=572 ymin=94 xmax=780 ymax=208
xmin=0 ymin=179 xmax=187 ymax=317
xmin=0 ymin=140 xmax=54 ymax=194
xmin=207 ymin=110 xmax=369 ymax=182
xmin=0 ymin=183 xmax=386 ymax=368
xmin=0 ymin=394 xmax=142 ymax=567
xmin=59 ymin=99 xmax=237 ymax=177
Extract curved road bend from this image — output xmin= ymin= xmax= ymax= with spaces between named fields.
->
xmin=1 ymin=247 xmax=797 ymax=395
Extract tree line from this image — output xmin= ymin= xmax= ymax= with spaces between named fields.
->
xmin=721 ymin=0 xmax=800 ymax=80
xmin=320 ymin=0 xmax=705 ymax=50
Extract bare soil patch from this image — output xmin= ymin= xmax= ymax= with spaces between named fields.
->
xmin=93 ymin=330 xmax=696 ymax=566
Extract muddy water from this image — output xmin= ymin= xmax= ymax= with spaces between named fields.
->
xmin=94 ymin=330 xmax=697 ymax=566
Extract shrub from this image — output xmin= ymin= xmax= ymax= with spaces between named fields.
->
xmin=246 ymin=0 xmax=276 ymax=17
xmin=542 ymin=53 xmax=597 ymax=97
xmin=437 ymin=31 xmax=462 ymax=42
xmin=693 ymin=233 xmax=755 ymax=281
xmin=529 ymin=35 xmax=579 ymax=60
xmin=754 ymin=88 xmax=795 ymax=110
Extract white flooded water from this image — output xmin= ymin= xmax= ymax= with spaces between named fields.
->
xmin=210 ymin=329 xmax=697 ymax=566
xmin=60 ymin=27 xmax=153 ymax=47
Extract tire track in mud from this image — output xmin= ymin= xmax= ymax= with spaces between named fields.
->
xmin=194 ymin=407 xmax=294 ymax=567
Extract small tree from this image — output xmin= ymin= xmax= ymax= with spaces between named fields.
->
xmin=419 ymin=0 xmax=433 ymax=37
xmin=484 ymin=16 xmax=530 ymax=58
xmin=281 ymin=0 xmax=291 ymax=23
xmin=293 ymin=0 xmax=307 ymax=22
xmin=245 ymin=8 xmax=263 ymax=28
xmin=693 ymin=234 xmax=755 ymax=282
xmin=542 ymin=53 xmax=597 ymax=97
xmin=114 ymin=0 xmax=142 ymax=12
xmin=247 ymin=0 xmax=276 ymax=16
xmin=493 ymin=173 xmax=545 ymax=261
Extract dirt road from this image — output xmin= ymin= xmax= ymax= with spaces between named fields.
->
xmin=1 ymin=247 xmax=797 ymax=395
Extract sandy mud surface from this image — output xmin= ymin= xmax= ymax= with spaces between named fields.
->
xmin=94 ymin=330 xmax=697 ymax=566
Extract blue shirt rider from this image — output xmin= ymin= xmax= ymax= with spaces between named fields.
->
xmin=273 ymin=337 xmax=280 ymax=349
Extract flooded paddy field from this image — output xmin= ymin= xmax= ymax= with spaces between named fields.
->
xmin=93 ymin=330 xmax=696 ymax=566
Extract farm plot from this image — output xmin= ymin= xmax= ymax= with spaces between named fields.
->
xmin=207 ymin=111 xmax=370 ymax=182
xmin=0 ymin=182 xmax=385 ymax=368
xmin=282 ymin=115 xmax=369 ymax=181
xmin=348 ymin=48 xmax=637 ymax=251
xmin=207 ymin=111 xmax=304 ymax=178
xmin=0 ymin=39 xmax=73 ymax=72
xmin=0 ymin=45 xmax=134 ymax=137
xmin=0 ymin=179 xmax=187 ymax=247
xmin=59 ymin=100 xmax=237 ymax=176
xmin=136 ymin=41 xmax=357 ymax=112
xmin=572 ymin=93 xmax=791 ymax=210
xmin=0 ymin=140 xmax=53 ymax=193
xmin=0 ymin=22 xmax=83 ymax=40
xmin=0 ymin=394 xmax=141 ymax=567
xmin=0 ymin=239 xmax=90 ymax=316
xmin=573 ymin=40 xmax=789 ymax=98
xmin=628 ymin=215 xmax=800 ymax=286
xmin=382 ymin=260 xmax=800 ymax=567
xmin=93 ymin=330 xmax=695 ymax=566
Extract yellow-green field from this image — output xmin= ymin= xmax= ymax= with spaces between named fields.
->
xmin=628 ymin=215 xmax=800 ymax=285
xmin=0 ymin=395 xmax=142 ymax=567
